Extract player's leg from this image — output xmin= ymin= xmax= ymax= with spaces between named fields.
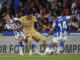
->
xmin=56 ymin=42 xmax=64 ymax=54
xmin=56 ymin=36 xmax=68 ymax=54
xmin=25 ymin=35 xmax=32 ymax=55
xmin=40 ymin=37 xmax=46 ymax=52
xmin=32 ymin=32 xmax=46 ymax=52
xmin=56 ymin=36 xmax=67 ymax=54
xmin=44 ymin=37 xmax=58 ymax=55
xmin=24 ymin=35 xmax=39 ymax=55
xmin=45 ymin=41 xmax=56 ymax=55
xmin=17 ymin=35 xmax=24 ymax=55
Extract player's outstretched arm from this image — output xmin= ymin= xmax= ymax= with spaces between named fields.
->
xmin=65 ymin=15 xmax=75 ymax=22
xmin=37 ymin=21 xmax=50 ymax=29
xmin=37 ymin=21 xmax=46 ymax=27
xmin=11 ymin=23 xmax=23 ymax=31
xmin=68 ymin=15 xmax=75 ymax=23
xmin=47 ymin=28 xmax=54 ymax=37
xmin=71 ymin=15 xmax=75 ymax=18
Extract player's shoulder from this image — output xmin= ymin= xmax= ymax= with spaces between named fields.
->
xmin=56 ymin=16 xmax=63 ymax=22
xmin=32 ymin=16 xmax=37 ymax=22
xmin=10 ymin=18 xmax=20 ymax=21
xmin=20 ymin=16 xmax=26 ymax=21
xmin=64 ymin=16 xmax=72 ymax=19
xmin=57 ymin=16 xmax=68 ymax=22
xmin=32 ymin=16 xmax=37 ymax=19
xmin=10 ymin=18 xmax=20 ymax=23
xmin=20 ymin=16 xmax=26 ymax=19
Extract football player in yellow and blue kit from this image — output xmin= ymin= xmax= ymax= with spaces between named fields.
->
xmin=20 ymin=10 xmax=46 ymax=55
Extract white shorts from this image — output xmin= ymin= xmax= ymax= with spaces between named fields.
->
xmin=52 ymin=36 xmax=67 ymax=44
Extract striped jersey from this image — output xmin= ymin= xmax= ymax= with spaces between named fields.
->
xmin=52 ymin=16 xmax=72 ymax=37
xmin=4 ymin=18 xmax=23 ymax=37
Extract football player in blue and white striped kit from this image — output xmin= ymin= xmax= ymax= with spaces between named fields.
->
xmin=44 ymin=10 xmax=75 ymax=55
xmin=3 ymin=13 xmax=24 ymax=55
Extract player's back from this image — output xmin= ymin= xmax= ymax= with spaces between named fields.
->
xmin=53 ymin=16 xmax=69 ymax=37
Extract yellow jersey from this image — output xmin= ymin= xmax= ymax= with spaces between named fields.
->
xmin=20 ymin=16 xmax=37 ymax=34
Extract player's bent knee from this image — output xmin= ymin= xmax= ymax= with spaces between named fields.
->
xmin=27 ymin=36 xmax=32 ymax=44
xmin=40 ymin=37 xmax=46 ymax=42
xmin=50 ymin=41 xmax=56 ymax=46
xmin=41 ymin=39 xmax=46 ymax=43
xmin=17 ymin=36 xmax=23 ymax=41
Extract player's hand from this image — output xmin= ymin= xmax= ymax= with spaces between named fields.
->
xmin=43 ymin=25 xmax=50 ymax=30
xmin=11 ymin=27 xmax=18 ymax=31
xmin=43 ymin=25 xmax=46 ymax=28
xmin=10 ymin=22 xmax=13 ymax=24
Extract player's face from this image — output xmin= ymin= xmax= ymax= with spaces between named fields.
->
xmin=26 ymin=14 xmax=33 ymax=20
xmin=4 ymin=15 xmax=10 ymax=22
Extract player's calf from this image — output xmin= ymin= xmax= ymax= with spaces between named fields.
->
xmin=27 ymin=36 xmax=32 ymax=55
xmin=44 ymin=41 xmax=56 ymax=55
xmin=17 ymin=36 xmax=24 ymax=55
xmin=40 ymin=38 xmax=46 ymax=52
xmin=56 ymin=42 xmax=64 ymax=54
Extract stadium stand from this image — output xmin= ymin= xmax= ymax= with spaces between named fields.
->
xmin=0 ymin=0 xmax=80 ymax=34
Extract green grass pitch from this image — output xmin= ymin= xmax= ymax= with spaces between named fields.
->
xmin=0 ymin=54 xmax=80 ymax=60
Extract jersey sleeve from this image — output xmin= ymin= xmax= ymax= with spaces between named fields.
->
xmin=33 ymin=16 xmax=37 ymax=22
xmin=10 ymin=18 xmax=20 ymax=23
xmin=13 ymin=18 xmax=20 ymax=20
xmin=4 ymin=24 xmax=11 ymax=30
xmin=20 ymin=17 xmax=24 ymax=23
xmin=52 ymin=21 xmax=56 ymax=28
xmin=65 ymin=16 xmax=72 ymax=21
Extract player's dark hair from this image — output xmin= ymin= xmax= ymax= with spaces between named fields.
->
xmin=26 ymin=8 xmax=33 ymax=15
xmin=55 ymin=4 xmax=60 ymax=9
xmin=55 ymin=10 xmax=62 ymax=16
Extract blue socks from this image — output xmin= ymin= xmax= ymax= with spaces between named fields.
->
xmin=60 ymin=42 xmax=64 ymax=47
xmin=18 ymin=41 xmax=34 ymax=48
xmin=47 ymin=45 xmax=51 ymax=49
xmin=32 ymin=44 xmax=34 ymax=49
xmin=18 ymin=41 xmax=22 ymax=47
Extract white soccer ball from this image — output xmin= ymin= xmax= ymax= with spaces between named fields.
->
xmin=48 ymin=49 xmax=54 ymax=55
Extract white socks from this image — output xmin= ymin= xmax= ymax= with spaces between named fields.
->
xmin=19 ymin=47 xmax=23 ymax=55
xmin=56 ymin=44 xmax=63 ymax=54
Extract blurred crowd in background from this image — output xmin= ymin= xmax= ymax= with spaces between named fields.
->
xmin=0 ymin=0 xmax=80 ymax=33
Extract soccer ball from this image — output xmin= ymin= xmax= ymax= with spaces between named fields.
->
xmin=48 ymin=49 xmax=54 ymax=55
